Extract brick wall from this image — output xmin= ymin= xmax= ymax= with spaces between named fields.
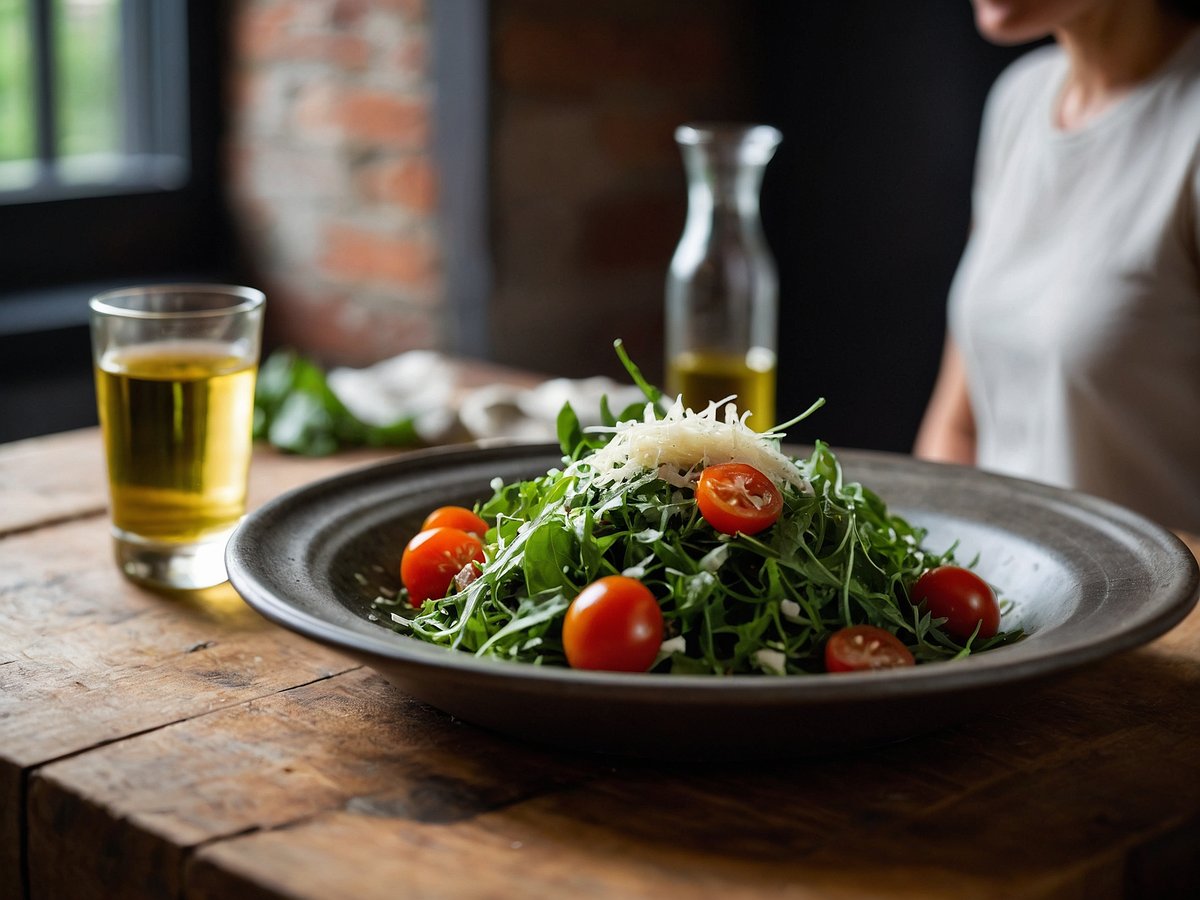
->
xmin=227 ymin=0 xmax=752 ymax=376
xmin=227 ymin=0 xmax=441 ymax=366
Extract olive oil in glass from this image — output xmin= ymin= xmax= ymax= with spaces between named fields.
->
xmin=96 ymin=343 xmax=257 ymax=543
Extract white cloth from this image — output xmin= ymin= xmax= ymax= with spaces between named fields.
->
xmin=457 ymin=377 xmax=646 ymax=442
xmin=948 ymin=33 xmax=1200 ymax=532
xmin=328 ymin=351 xmax=458 ymax=442
xmin=327 ymin=351 xmax=645 ymax=444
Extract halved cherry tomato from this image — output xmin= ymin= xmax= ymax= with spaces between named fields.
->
xmin=910 ymin=565 xmax=1000 ymax=641
xmin=825 ymin=625 xmax=915 ymax=673
xmin=562 ymin=575 xmax=664 ymax=672
xmin=420 ymin=505 xmax=489 ymax=537
xmin=401 ymin=526 xmax=484 ymax=607
xmin=695 ymin=463 xmax=783 ymax=535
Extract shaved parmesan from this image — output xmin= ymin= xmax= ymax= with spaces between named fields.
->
xmin=753 ymin=648 xmax=788 ymax=675
xmin=572 ymin=396 xmax=810 ymax=492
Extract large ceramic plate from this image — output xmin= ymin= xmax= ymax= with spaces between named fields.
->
xmin=227 ymin=443 xmax=1198 ymax=758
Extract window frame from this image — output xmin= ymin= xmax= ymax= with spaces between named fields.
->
xmin=0 ymin=0 xmax=233 ymax=301
xmin=1 ymin=0 xmax=190 ymax=205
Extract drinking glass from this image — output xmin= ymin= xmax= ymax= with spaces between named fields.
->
xmin=89 ymin=284 xmax=265 ymax=590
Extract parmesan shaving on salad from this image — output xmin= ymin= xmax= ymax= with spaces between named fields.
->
xmin=568 ymin=395 xmax=811 ymax=493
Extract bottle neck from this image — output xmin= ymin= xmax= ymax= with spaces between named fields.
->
xmin=684 ymin=163 xmax=766 ymax=223
xmin=678 ymin=129 xmax=777 ymax=226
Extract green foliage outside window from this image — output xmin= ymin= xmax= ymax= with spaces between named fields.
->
xmin=0 ymin=0 xmax=122 ymax=176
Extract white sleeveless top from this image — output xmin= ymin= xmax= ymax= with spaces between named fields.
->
xmin=948 ymin=33 xmax=1200 ymax=533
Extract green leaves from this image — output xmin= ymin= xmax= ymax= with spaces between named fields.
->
xmin=522 ymin=518 xmax=579 ymax=596
xmin=390 ymin=434 xmax=1023 ymax=675
xmin=253 ymin=349 xmax=419 ymax=456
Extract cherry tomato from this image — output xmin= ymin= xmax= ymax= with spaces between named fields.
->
xmin=910 ymin=565 xmax=1000 ymax=641
xmin=825 ymin=625 xmax=916 ymax=673
xmin=420 ymin=505 xmax=489 ymax=537
xmin=562 ymin=576 xmax=664 ymax=672
xmin=695 ymin=463 xmax=783 ymax=535
xmin=401 ymin=526 xmax=484 ymax=607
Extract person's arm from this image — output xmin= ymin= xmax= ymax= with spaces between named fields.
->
xmin=914 ymin=336 xmax=977 ymax=465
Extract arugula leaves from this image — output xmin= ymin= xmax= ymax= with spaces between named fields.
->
xmin=375 ymin=340 xmax=1022 ymax=674
xmin=384 ymin=409 xmax=1023 ymax=675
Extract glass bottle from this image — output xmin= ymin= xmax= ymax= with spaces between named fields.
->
xmin=665 ymin=122 xmax=782 ymax=431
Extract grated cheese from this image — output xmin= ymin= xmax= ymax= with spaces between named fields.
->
xmin=753 ymin=648 xmax=788 ymax=675
xmin=571 ymin=396 xmax=810 ymax=492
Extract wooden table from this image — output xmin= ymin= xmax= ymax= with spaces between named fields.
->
xmin=3 ymin=422 xmax=1200 ymax=899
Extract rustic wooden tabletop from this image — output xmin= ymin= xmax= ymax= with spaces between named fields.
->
xmin=2 ymin=416 xmax=1199 ymax=899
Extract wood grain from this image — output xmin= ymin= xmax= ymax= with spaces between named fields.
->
xmin=0 ymin=428 xmax=107 ymax=537
xmin=0 ymin=522 xmax=359 ymax=899
xmin=26 ymin=668 xmax=599 ymax=900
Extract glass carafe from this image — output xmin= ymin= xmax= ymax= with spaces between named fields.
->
xmin=665 ymin=122 xmax=782 ymax=431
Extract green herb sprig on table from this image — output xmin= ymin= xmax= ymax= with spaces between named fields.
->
xmin=254 ymin=349 xmax=419 ymax=456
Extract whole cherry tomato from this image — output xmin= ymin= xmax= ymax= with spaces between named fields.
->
xmin=562 ymin=575 xmax=664 ymax=672
xmin=825 ymin=625 xmax=916 ymax=673
xmin=695 ymin=463 xmax=783 ymax=535
xmin=420 ymin=505 xmax=489 ymax=537
xmin=910 ymin=565 xmax=1000 ymax=641
xmin=401 ymin=526 xmax=484 ymax=607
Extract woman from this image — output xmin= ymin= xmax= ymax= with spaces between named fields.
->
xmin=915 ymin=0 xmax=1200 ymax=533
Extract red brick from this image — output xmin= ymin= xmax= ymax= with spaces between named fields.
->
xmin=292 ymin=82 xmax=341 ymax=141
xmin=233 ymin=1 xmax=298 ymax=61
xmin=389 ymin=33 xmax=429 ymax=78
xmin=336 ymin=90 xmax=430 ymax=148
xmin=357 ymin=156 xmax=438 ymax=213
xmin=292 ymin=85 xmax=430 ymax=150
xmin=269 ymin=33 xmax=374 ymax=70
xmin=329 ymin=0 xmax=370 ymax=28
xmin=321 ymin=222 xmax=438 ymax=287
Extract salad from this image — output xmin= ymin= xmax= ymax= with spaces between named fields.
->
xmin=375 ymin=346 xmax=1021 ymax=675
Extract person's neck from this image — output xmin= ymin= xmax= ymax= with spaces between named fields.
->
xmin=1054 ymin=4 xmax=1197 ymax=130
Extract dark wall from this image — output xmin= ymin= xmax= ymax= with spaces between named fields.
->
xmin=752 ymin=3 xmax=1033 ymax=452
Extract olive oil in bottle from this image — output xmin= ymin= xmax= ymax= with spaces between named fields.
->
xmin=665 ymin=123 xmax=782 ymax=433
xmin=667 ymin=348 xmax=777 ymax=431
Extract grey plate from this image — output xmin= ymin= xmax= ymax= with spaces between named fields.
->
xmin=226 ymin=443 xmax=1199 ymax=759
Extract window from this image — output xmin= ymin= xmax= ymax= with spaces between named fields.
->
xmin=0 ymin=0 xmax=230 ymax=294
xmin=0 ymin=0 xmax=189 ymax=202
